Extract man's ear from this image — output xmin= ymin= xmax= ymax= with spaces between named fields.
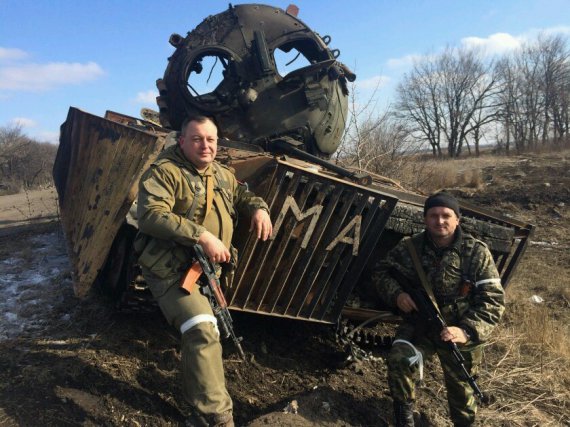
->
xmin=178 ymin=135 xmax=184 ymax=146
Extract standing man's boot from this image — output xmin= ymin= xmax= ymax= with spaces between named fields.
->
xmin=393 ymin=400 xmax=414 ymax=427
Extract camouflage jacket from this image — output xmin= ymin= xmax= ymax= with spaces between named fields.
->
xmin=135 ymin=144 xmax=268 ymax=282
xmin=372 ymin=229 xmax=505 ymax=343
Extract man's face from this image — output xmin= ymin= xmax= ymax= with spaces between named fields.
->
xmin=424 ymin=206 xmax=459 ymax=241
xmin=179 ymin=119 xmax=218 ymax=170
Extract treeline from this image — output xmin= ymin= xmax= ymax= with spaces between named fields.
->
xmin=341 ymin=32 xmax=570 ymax=167
xmin=0 ymin=125 xmax=58 ymax=195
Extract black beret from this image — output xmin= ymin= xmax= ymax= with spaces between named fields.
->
xmin=423 ymin=192 xmax=460 ymax=217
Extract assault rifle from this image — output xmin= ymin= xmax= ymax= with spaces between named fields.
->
xmin=192 ymin=244 xmax=246 ymax=360
xmin=405 ymin=286 xmax=483 ymax=400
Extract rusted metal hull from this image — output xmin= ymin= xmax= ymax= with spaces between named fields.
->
xmin=53 ymin=107 xmax=166 ymax=297
xmin=53 ymin=108 xmax=533 ymax=327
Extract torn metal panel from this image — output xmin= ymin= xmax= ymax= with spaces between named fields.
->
xmin=53 ymin=107 xmax=165 ymax=297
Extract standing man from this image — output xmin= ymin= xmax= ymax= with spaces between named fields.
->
xmin=136 ymin=115 xmax=272 ymax=427
xmin=371 ymin=192 xmax=504 ymax=427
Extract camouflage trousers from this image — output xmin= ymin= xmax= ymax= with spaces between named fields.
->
xmin=142 ymin=268 xmax=233 ymax=420
xmin=387 ymin=323 xmax=482 ymax=426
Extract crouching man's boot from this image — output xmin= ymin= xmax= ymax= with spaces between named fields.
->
xmin=186 ymin=410 xmax=234 ymax=427
xmin=208 ymin=410 xmax=234 ymax=427
xmin=393 ymin=400 xmax=414 ymax=427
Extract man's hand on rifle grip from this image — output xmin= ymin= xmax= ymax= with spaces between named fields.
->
xmin=441 ymin=326 xmax=469 ymax=344
xmin=197 ymin=231 xmax=231 ymax=263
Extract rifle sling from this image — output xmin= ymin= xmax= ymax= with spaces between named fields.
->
xmin=404 ymin=237 xmax=444 ymax=318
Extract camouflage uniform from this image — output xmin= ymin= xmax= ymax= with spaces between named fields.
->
xmin=373 ymin=228 xmax=504 ymax=426
xmin=135 ymin=144 xmax=268 ymax=424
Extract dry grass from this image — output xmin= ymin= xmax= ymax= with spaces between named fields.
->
xmin=476 ymin=247 xmax=570 ymax=426
xmin=393 ymin=155 xmax=502 ymax=194
xmin=378 ymin=148 xmax=570 ymax=425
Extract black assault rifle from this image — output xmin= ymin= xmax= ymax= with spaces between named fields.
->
xmin=404 ymin=286 xmax=484 ymax=400
xmin=192 ymin=244 xmax=246 ymax=360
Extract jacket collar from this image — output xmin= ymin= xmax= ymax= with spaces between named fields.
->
xmin=164 ymin=145 xmax=215 ymax=176
xmin=423 ymin=227 xmax=463 ymax=254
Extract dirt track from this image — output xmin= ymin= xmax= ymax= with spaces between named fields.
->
xmin=0 ymin=150 xmax=569 ymax=426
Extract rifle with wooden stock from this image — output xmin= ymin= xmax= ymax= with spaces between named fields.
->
xmin=185 ymin=244 xmax=246 ymax=360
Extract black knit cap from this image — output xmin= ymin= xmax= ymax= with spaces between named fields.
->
xmin=423 ymin=192 xmax=460 ymax=217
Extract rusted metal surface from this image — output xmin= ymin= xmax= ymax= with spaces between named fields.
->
xmin=53 ymin=107 xmax=165 ymax=297
xmin=157 ymin=3 xmax=353 ymax=158
xmin=227 ymin=159 xmax=398 ymax=324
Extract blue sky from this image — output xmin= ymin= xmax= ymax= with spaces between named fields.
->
xmin=1 ymin=0 xmax=569 ymax=144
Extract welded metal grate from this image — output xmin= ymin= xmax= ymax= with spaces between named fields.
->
xmin=227 ymin=160 xmax=398 ymax=324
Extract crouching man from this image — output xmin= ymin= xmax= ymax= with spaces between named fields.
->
xmin=371 ymin=192 xmax=504 ymax=426
xmin=136 ymin=115 xmax=272 ymax=426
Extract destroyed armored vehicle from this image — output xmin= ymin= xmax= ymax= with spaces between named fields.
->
xmin=53 ymin=4 xmax=533 ymax=333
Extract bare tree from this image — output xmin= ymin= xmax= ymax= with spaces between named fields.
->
xmin=336 ymin=83 xmax=418 ymax=181
xmin=536 ymin=34 xmax=570 ymax=143
xmin=0 ymin=125 xmax=58 ymax=193
xmin=395 ymin=59 xmax=443 ymax=156
xmin=495 ymin=56 xmax=518 ymax=153
xmin=495 ymin=34 xmax=570 ymax=152
xmin=395 ymin=47 xmax=500 ymax=158
xmin=438 ymin=47 xmax=500 ymax=157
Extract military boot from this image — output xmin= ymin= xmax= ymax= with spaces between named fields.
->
xmin=186 ymin=410 xmax=234 ymax=427
xmin=393 ymin=400 xmax=414 ymax=427
xmin=209 ymin=410 xmax=234 ymax=427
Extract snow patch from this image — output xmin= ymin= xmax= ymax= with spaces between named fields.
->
xmin=0 ymin=231 xmax=71 ymax=341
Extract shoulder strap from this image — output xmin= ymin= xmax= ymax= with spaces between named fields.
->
xmin=461 ymin=235 xmax=480 ymax=283
xmin=179 ymin=168 xmax=204 ymax=223
xmin=211 ymin=162 xmax=232 ymax=189
xmin=404 ymin=237 xmax=443 ymax=317
xmin=181 ymin=163 xmax=227 ymax=223
xmin=205 ymin=173 xmax=214 ymax=219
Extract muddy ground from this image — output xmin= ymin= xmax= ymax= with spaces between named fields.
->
xmin=0 ymin=149 xmax=569 ymax=426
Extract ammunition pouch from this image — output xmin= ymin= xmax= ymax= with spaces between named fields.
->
xmin=135 ymin=233 xmax=189 ymax=280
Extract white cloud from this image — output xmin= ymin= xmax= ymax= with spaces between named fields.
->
xmin=387 ymin=25 xmax=570 ymax=71
xmin=9 ymin=117 xmax=37 ymax=128
xmin=134 ymin=90 xmax=158 ymax=104
xmin=0 ymin=47 xmax=29 ymax=62
xmin=0 ymin=61 xmax=105 ymax=91
xmin=387 ymin=54 xmax=423 ymax=69
xmin=461 ymin=26 xmax=570 ymax=56
xmin=461 ymin=32 xmax=523 ymax=55
xmin=356 ymin=75 xmax=390 ymax=90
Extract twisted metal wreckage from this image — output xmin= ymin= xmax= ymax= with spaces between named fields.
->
xmin=53 ymin=4 xmax=533 ymax=348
